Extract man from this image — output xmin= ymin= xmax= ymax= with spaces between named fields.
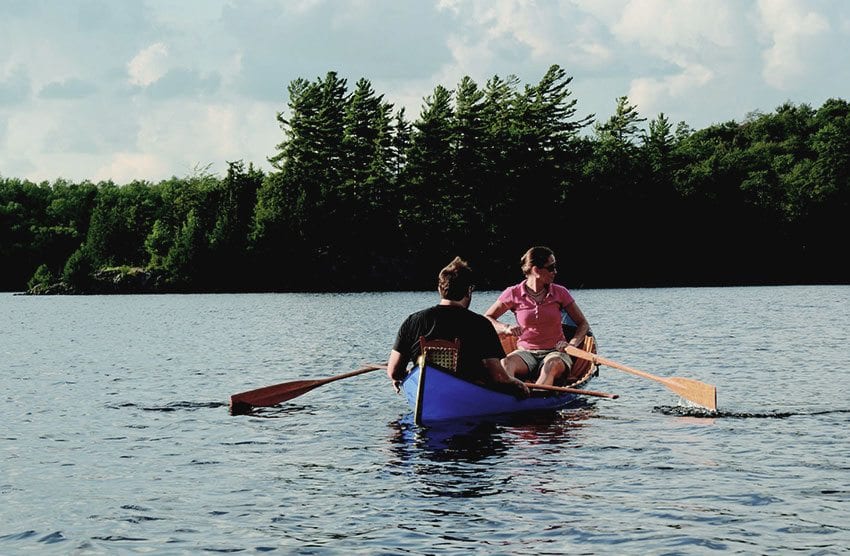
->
xmin=387 ymin=256 xmax=530 ymax=398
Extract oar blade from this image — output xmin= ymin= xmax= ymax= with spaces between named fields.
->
xmin=228 ymin=364 xmax=387 ymax=415
xmin=229 ymin=379 xmax=322 ymax=414
xmin=666 ymin=377 xmax=717 ymax=411
xmin=565 ymin=345 xmax=717 ymax=411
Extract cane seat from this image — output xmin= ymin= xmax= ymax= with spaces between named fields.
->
xmin=418 ymin=336 xmax=460 ymax=373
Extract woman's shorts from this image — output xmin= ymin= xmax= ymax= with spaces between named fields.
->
xmin=512 ymin=348 xmax=572 ymax=379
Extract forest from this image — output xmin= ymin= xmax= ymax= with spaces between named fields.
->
xmin=2 ymin=64 xmax=848 ymax=294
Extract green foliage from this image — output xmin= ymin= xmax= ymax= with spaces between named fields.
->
xmin=144 ymin=219 xmax=171 ymax=269
xmin=163 ymin=208 xmax=206 ymax=287
xmin=1 ymin=68 xmax=848 ymax=292
xmin=62 ymin=245 xmax=94 ymax=290
xmin=27 ymin=263 xmax=54 ymax=291
xmin=85 ymin=181 xmax=159 ymax=268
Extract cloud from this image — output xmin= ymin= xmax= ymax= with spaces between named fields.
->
xmin=93 ymin=152 xmax=171 ymax=184
xmin=39 ymin=78 xmax=98 ymax=99
xmin=40 ymin=99 xmax=140 ymax=155
xmin=143 ymin=68 xmax=222 ymax=100
xmin=568 ymin=0 xmax=815 ymax=126
xmin=127 ymin=42 xmax=170 ymax=87
xmin=79 ymin=97 xmax=282 ymax=183
xmin=612 ymin=0 xmax=741 ymax=52
xmin=757 ymin=0 xmax=831 ymax=90
xmin=628 ymin=63 xmax=715 ymax=118
xmin=2 ymin=0 xmax=848 ymax=183
xmin=221 ymin=0 xmax=454 ymax=102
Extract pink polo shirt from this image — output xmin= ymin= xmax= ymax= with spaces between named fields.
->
xmin=497 ymin=282 xmax=575 ymax=350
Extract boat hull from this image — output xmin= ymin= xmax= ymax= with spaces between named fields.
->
xmin=401 ymin=364 xmax=588 ymax=425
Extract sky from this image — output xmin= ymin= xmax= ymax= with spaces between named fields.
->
xmin=1 ymin=0 xmax=848 ymax=184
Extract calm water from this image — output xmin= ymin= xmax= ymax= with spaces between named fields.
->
xmin=1 ymin=286 xmax=848 ymax=554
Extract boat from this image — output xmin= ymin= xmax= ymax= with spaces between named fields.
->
xmin=400 ymin=332 xmax=600 ymax=425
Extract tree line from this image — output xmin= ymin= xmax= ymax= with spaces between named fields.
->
xmin=2 ymin=64 xmax=848 ymax=294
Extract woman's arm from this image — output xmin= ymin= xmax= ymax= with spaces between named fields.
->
xmin=564 ymin=302 xmax=590 ymax=347
xmin=484 ymin=300 xmax=519 ymax=336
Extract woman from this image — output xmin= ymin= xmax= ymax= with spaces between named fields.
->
xmin=485 ymin=246 xmax=590 ymax=386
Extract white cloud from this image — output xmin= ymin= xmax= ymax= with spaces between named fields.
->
xmin=127 ymin=42 xmax=170 ymax=87
xmin=432 ymin=0 xmax=610 ymax=92
xmin=628 ymin=63 xmax=714 ymax=117
xmin=93 ymin=152 xmax=170 ymax=184
xmin=1 ymin=0 xmax=848 ymax=182
xmin=757 ymin=0 xmax=830 ymax=89
xmin=612 ymin=0 xmax=740 ymax=52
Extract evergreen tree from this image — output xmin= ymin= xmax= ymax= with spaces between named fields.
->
xmin=480 ymin=74 xmax=523 ymax=267
xmin=256 ymin=72 xmax=349 ymax=289
xmin=85 ymin=181 xmax=158 ymax=269
xmin=584 ymin=96 xmax=652 ymax=283
xmin=399 ymin=84 xmax=457 ymax=280
xmin=209 ymin=160 xmax=263 ymax=290
xmin=451 ymin=76 xmax=489 ymax=260
xmin=336 ymin=78 xmax=399 ymax=288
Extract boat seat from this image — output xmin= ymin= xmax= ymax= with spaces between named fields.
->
xmin=418 ymin=336 xmax=460 ymax=373
xmin=499 ymin=331 xmax=594 ymax=358
xmin=499 ymin=333 xmax=518 ymax=356
xmin=570 ymin=334 xmax=596 ymax=379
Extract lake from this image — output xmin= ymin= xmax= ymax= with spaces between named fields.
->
xmin=1 ymin=286 xmax=848 ymax=554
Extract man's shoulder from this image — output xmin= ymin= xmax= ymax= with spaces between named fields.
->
xmin=458 ymin=308 xmax=489 ymax=324
xmin=407 ymin=305 xmax=439 ymax=319
xmin=399 ymin=306 xmax=434 ymax=329
xmin=436 ymin=306 xmax=490 ymax=329
xmin=460 ymin=310 xmax=498 ymax=337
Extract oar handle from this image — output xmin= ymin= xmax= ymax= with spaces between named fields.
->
xmin=526 ymin=382 xmax=618 ymax=399
xmin=319 ymin=363 xmax=387 ymax=385
xmin=565 ymin=345 xmax=665 ymax=385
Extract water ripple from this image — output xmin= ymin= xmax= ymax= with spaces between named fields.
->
xmin=2 ymin=288 xmax=849 ymax=554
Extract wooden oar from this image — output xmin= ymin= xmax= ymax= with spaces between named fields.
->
xmin=526 ymin=383 xmax=619 ymax=399
xmin=565 ymin=345 xmax=717 ymax=411
xmin=229 ymin=363 xmax=388 ymax=415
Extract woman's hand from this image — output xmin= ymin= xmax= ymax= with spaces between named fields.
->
xmin=501 ymin=323 xmax=522 ymax=336
xmin=556 ymin=338 xmax=581 ymax=352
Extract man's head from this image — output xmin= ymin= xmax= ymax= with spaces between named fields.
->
xmin=438 ymin=256 xmax=474 ymax=303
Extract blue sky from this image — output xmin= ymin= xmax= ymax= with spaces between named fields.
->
xmin=1 ymin=0 xmax=848 ymax=184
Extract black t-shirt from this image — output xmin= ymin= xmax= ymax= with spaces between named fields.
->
xmin=392 ymin=305 xmax=505 ymax=382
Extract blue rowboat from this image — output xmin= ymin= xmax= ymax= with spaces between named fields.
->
xmin=400 ymin=365 xmax=595 ymax=425
xmin=400 ymin=335 xmax=600 ymax=425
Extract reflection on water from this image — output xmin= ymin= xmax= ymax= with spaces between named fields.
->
xmin=389 ymin=415 xmax=506 ymax=461
xmin=385 ymin=406 xmax=598 ymax=498
xmin=387 ymin=416 xmax=507 ymax=498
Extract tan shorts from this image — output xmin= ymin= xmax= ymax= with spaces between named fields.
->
xmin=512 ymin=349 xmax=572 ymax=379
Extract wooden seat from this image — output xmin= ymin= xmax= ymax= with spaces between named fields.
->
xmin=569 ymin=334 xmax=596 ymax=378
xmin=418 ymin=336 xmax=460 ymax=372
xmin=499 ymin=333 xmax=518 ymax=356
